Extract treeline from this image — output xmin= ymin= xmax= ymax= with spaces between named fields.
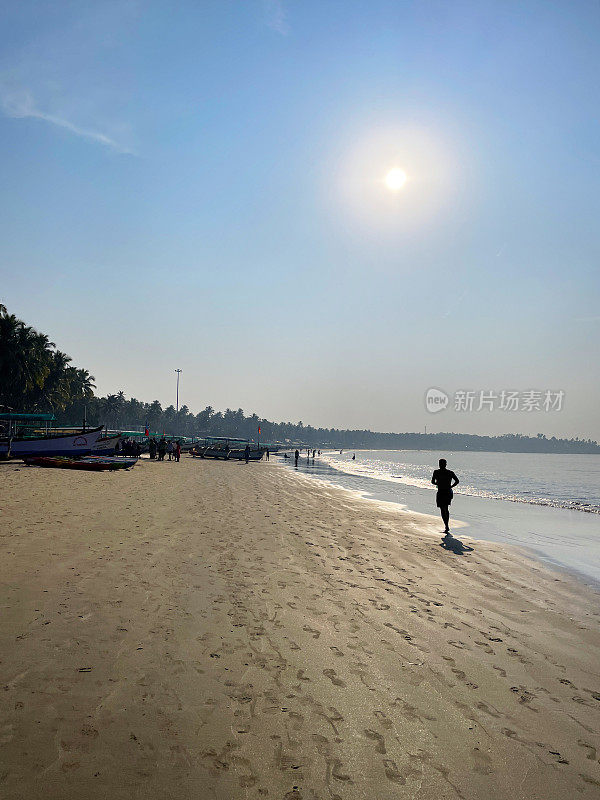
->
xmin=53 ymin=393 xmax=600 ymax=453
xmin=0 ymin=305 xmax=95 ymax=413
xmin=2 ymin=305 xmax=599 ymax=453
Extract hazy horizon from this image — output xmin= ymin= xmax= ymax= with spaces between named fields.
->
xmin=2 ymin=1 xmax=599 ymax=440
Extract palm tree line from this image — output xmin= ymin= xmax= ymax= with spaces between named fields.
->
xmin=0 ymin=305 xmax=95 ymax=414
xmin=1 ymin=305 xmax=598 ymax=452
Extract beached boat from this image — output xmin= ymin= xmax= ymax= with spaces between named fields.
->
xmin=190 ymin=437 xmax=264 ymax=461
xmin=0 ymin=413 xmax=105 ymax=458
xmin=24 ymin=455 xmax=138 ymax=471
xmin=91 ymin=434 xmax=122 ymax=456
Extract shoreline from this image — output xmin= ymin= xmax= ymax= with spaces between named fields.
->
xmin=280 ymin=453 xmax=600 ymax=588
xmin=318 ymin=449 xmax=600 ymax=515
xmin=1 ymin=457 xmax=599 ymax=799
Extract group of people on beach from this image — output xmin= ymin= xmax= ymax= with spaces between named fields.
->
xmin=291 ymin=448 xmax=321 ymax=465
xmin=148 ymin=437 xmax=181 ymax=462
xmin=115 ymin=438 xmax=143 ymax=457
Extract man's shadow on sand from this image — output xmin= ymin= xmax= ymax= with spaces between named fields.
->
xmin=440 ymin=533 xmax=474 ymax=555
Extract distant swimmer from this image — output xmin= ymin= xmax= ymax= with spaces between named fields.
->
xmin=352 ymin=453 xmax=356 ymax=460
xmin=431 ymin=458 xmax=459 ymax=535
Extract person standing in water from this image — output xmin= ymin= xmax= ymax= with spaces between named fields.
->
xmin=294 ymin=449 xmax=299 ymax=466
xmin=431 ymin=458 xmax=459 ymax=534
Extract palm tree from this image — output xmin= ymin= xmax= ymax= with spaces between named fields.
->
xmin=103 ymin=394 xmax=123 ymax=430
xmin=0 ymin=314 xmax=55 ymax=409
xmin=31 ymin=350 xmax=73 ymax=410
xmin=147 ymin=400 xmax=163 ymax=432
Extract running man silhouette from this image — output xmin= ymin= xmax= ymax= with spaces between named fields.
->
xmin=431 ymin=458 xmax=459 ymax=534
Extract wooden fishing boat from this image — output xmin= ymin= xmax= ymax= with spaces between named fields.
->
xmin=189 ymin=437 xmax=264 ymax=461
xmin=24 ymin=455 xmax=138 ymax=471
xmin=91 ymin=434 xmax=122 ymax=456
xmin=0 ymin=422 xmax=104 ymax=458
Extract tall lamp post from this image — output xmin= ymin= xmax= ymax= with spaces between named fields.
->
xmin=175 ymin=369 xmax=182 ymax=413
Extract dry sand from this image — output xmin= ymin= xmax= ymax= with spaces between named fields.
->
xmin=1 ymin=456 xmax=599 ymax=800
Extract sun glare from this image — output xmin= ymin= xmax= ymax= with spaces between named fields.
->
xmin=385 ymin=167 xmax=407 ymax=191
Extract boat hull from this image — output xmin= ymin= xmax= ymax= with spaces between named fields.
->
xmin=190 ymin=447 xmax=264 ymax=461
xmin=91 ymin=434 xmax=122 ymax=456
xmin=0 ymin=426 xmax=104 ymax=458
xmin=24 ymin=455 xmax=137 ymax=471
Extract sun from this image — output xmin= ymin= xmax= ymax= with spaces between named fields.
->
xmin=385 ymin=167 xmax=407 ymax=191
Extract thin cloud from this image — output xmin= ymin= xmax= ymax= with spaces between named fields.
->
xmin=0 ymin=87 xmax=134 ymax=155
xmin=263 ymin=0 xmax=289 ymax=35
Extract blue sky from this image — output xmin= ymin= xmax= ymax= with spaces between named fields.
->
xmin=1 ymin=0 xmax=599 ymax=438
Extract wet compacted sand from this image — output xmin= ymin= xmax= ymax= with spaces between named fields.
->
xmin=1 ymin=457 xmax=599 ymax=799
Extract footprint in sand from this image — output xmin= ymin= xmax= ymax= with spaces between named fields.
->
xmin=476 ymin=701 xmax=501 ymax=718
xmin=506 ymin=648 xmax=530 ymax=664
xmin=287 ymin=712 xmax=305 ymax=731
xmin=323 ymin=669 xmax=346 ymax=687
xmin=472 ymin=747 xmax=493 ymax=775
xmin=364 ymin=729 xmax=386 ymax=753
xmin=311 ymin=733 xmax=331 ymax=755
xmin=579 ymin=773 xmax=600 ymax=788
xmin=548 ymin=749 xmax=570 ymax=764
xmin=501 ymin=728 xmax=544 ymax=748
xmin=374 ymin=709 xmax=393 ymax=729
xmin=328 ymin=707 xmax=344 ymax=723
xmin=328 ymin=758 xmax=353 ymax=783
xmin=577 ymin=740 xmax=597 ymax=761
xmin=583 ymin=688 xmax=600 ymax=701
xmin=383 ymin=759 xmax=406 ymax=785
xmin=303 ymin=626 xmax=320 ymax=639
xmin=395 ymin=700 xmax=437 ymax=724
xmin=369 ymin=599 xmax=390 ymax=611
xmin=316 ymin=709 xmax=343 ymax=736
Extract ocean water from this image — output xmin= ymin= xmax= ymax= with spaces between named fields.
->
xmin=322 ymin=450 xmax=600 ymax=514
xmin=279 ymin=450 xmax=600 ymax=586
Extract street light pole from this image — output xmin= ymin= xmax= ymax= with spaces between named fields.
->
xmin=175 ymin=369 xmax=182 ymax=413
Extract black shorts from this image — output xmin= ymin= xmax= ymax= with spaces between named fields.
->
xmin=436 ymin=489 xmax=453 ymax=508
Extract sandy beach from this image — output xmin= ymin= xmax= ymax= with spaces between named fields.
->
xmin=1 ymin=457 xmax=599 ymax=800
